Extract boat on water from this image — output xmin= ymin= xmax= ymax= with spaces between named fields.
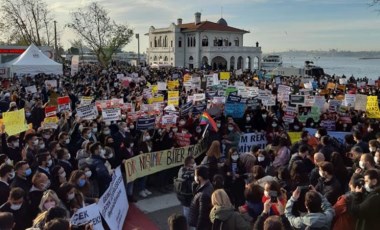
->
xmin=269 ymin=61 xmax=325 ymax=79
xmin=261 ymin=55 xmax=282 ymax=71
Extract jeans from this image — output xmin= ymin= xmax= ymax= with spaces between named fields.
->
xmin=183 ymin=206 xmax=190 ymax=223
xmin=135 ymin=176 xmax=147 ymax=192
xmin=127 ymin=182 xmax=134 ymax=196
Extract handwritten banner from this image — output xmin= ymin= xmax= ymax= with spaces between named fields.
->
xmin=3 ymin=109 xmax=28 ymax=136
xmin=366 ymin=96 xmax=380 ymax=118
xmin=124 ymin=137 xmax=210 ymax=183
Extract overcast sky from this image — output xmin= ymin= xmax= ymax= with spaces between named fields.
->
xmin=46 ymin=0 xmax=380 ymax=53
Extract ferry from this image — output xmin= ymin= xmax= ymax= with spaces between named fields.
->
xmin=261 ymin=55 xmax=283 ymax=71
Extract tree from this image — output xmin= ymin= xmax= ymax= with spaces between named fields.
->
xmin=0 ymin=0 xmax=55 ymax=46
xmin=371 ymin=0 xmax=380 ymax=11
xmin=67 ymin=2 xmax=134 ymax=67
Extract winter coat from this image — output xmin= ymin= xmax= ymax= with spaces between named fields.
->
xmin=285 ymin=195 xmax=335 ymax=230
xmin=85 ymin=155 xmax=112 ymax=196
xmin=176 ymin=166 xmax=195 ymax=207
xmin=209 ymin=206 xmax=251 ymax=230
xmin=349 ymin=187 xmax=380 ymax=230
xmin=332 ymin=193 xmax=356 ymax=230
xmin=315 ymin=176 xmax=343 ymax=205
xmin=188 ymin=181 xmax=214 ymax=229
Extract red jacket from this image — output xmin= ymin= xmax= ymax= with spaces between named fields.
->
xmin=332 ymin=194 xmax=356 ymax=230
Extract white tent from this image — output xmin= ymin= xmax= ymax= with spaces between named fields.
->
xmin=7 ymin=44 xmax=62 ymax=76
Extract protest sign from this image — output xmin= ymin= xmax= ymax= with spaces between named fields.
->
xmin=288 ymin=132 xmax=302 ymax=144
xmin=102 ymin=108 xmax=121 ymax=122
xmin=320 ymin=120 xmax=336 ymax=131
xmin=183 ymin=74 xmax=192 ymax=83
xmin=238 ymin=132 xmax=267 ymax=153
xmin=45 ymin=80 xmax=57 ymax=88
xmin=157 ymin=82 xmax=167 ymax=91
xmin=161 ymin=114 xmax=178 ymax=126
xmin=354 ymin=94 xmax=367 ymax=111
xmin=191 ymin=76 xmax=201 ymax=89
xmin=3 ymin=109 xmax=28 ymax=136
xmin=175 ymin=132 xmax=192 ymax=147
xmin=224 ymin=103 xmax=246 ymax=118
xmin=25 ymin=85 xmax=37 ymax=94
xmin=147 ymin=96 xmax=164 ymax=104
xmin=290 ymin=95 xmax=305 ymax=105
xmin=205 ymin=75 xmax=214 ymax=87
xmin=167 ymin=80 xmax=179 ymax=90
xmin=57 ymin=96 xmax=71 ymax=113
xmin=314 ymin=96 xmax=326 ymax=111
xmin=212 ymin=97 xmax=225 ymax=104
xmin=124 ymin=137 xmax=210 ymax=183
xmin=81 ymin=96 xmax=93 ymax=105
xmin=328 ymin=100 xmax=342 ymax=113
xmin=42 ymin=116 xmax=59 ymax=130
xmin=225 ymin=87 xmax=238 ymax=96
xmin=71 ymin=55 xmax=79 ymax=76
xmin=192 ymin=104 xmax=207 ymax=115
xmin=343 ymin=94 xmax=356 ymax=107
xmin=236 ymin=69 xmax=243 ymax=76
xmin=299 ymin=106 xmax=320 ymax=123
xmin=193 ymin=93 xmax=206 ymax=102
xmin=168 ymin=91 xmax=179 ymax=106
xmin=339 ymin=78 xmax=347 ymax=85
xmin=116 ymin=73 xmax=125 ymax=79
xmin=136 ymin=116 xmax=156 ymax=130
xmin=220 ymin=72 xmax=231 ymax=80
xmin=45 ymin=106 xmax=57 ymax=117
xmin=305 ymin=128 xmax=350 ymax=144
xmin=213 ymin=73 xmax=219 ymax=85
xmin=180 ymin=101 xmax=193 ymax=116
xmin=98 ymin=167 xmax=128 ymax=230
xmin=326 ymin=82 xmax=336 ymax=90
xmin=70 ymin=203 xmax=103 ymax=230
xmin=76 ymin=104 xmax=98 ymax=120
xmin=366 ymin=96 xmax=380 ymax=118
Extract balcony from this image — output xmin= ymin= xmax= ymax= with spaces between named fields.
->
xmin=201 ymin=46 xmax=261 ymax=53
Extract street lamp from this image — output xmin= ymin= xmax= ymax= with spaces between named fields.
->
xmin=135 ymin=33 xmax=140 ymax=66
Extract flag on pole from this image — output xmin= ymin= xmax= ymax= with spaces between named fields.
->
xmin=200 ymin=112 xmax=218 ymax=132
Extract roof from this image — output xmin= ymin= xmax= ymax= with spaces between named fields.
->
xmin=217 ymin=18 xmax=228 ymax=26
xmin=179 ymin=21 xmax=248 ymax=33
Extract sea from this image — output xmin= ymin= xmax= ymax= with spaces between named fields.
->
xmin=281 ymin=55 xmax=380 ymax=80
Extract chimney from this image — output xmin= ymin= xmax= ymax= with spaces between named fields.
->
xmin=194 ymin=12 xmax=201 ymax=25
xmin=177 ymin=18 xmax=182 ymax=25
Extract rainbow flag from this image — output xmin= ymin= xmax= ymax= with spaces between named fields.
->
xmin=200 ymin=112 xmax=218 ymax=132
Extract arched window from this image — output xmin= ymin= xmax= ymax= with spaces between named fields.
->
xmin=234 ymin=37 xmax=239 ymax=46
xmin=193 ymin=37 xmax=196 ymax=47
xmin=213 ymin=37 xmax=218 ymax=46
xmin=224 ymin=38 xmax=228 ymax=46
xmin=188 ymin=37 xmax=190 ymax=47
xmin=189 ymin=56 xmax=194 ymax=62
xmin=202 ymin=36 xmax=208 ymax=47
xmin=164 ymin=56 xmax=168 ymax=61
xmin=171 ymin=40 xmax=173 ymax=47
xmin=218 ymin=38 xmax=223 ymax=46
xmin=154 ymin=56 xmax=157 ymax=61
xmin=164 ymin=36 xmax=168 ymax=47
xmin=159 ymin=36 xmax=162 ymax=47
xmin=154 ymin=37 xmax=157 ymax=47
xmin=178 ymin=37 xmax=182 ymax=47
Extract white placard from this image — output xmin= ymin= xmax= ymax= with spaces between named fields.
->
xmin=157 ymin=82 xmax=167 ymax=91
xmin=76 ymin=104 xmax=98 ymax=120
xmin=25 ymin=85 xmax=37 ymax=94
xmin=70 ymin=203 xmax=104 ymax=230
xmin=45 ymin=80 xmax=57 ymax=88
xmin=193 ymin=93 xmax=206 ymax=101
xmin=98 ymin=167 xmax=128 ymax=230
xmin=102 ymin=108 xmax=121 ymax=122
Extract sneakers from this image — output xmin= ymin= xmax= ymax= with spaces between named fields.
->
xmin=139 ymin=190 xmax=147 ymax=198
xmin=144 ymin=189 xmax=152 ymax=195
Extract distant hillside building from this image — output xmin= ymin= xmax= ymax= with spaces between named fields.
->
xmin=146 ymin=12 xmax=262 ymax=70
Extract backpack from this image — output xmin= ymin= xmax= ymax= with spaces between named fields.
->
xmin=173 ymin=177 xmax=193 ymax=196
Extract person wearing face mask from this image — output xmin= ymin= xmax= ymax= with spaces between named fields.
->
xmin=57 ymin=182 xmax=85 ymax=215
xmin=0 ymin=164 xmax=14 ymax=206
xmin=30 ymin=98 xmax=45 ymax=130
xmin=188 ymin=166 xmax=213 ymax=230
xmin=191 ymin=126 xmax=202 ymax=144
xmin=89 ymin=122 xmax=99 ymax=142
xmin=315 ymin=161 xmax=343 ymax=205
xmin=355 ymin=153 xmax=378 ymax=175
xmin=0 ymin=187 xmax=33 ymax=230
xmin=98 ymin=126 xmax=111 ymax=145
xmin=10 ymin=161 xmax=32 ymax=193
xmin=223 ymin=148 xmax=246 ymax=207
xmin=69 ymin=170 xmax=97 ymax=205
xmin=363 ymin=123 xmax=378 ymax=142
xmin=222 ymin=123 xmax=241 ymax=156
xmin=36 ymin=153 xmax=53 ymax=180
xmin=23 ymin=133 xmax=39 ymax=168
xmin=56 ymin=149 xmax=73 ymax=179
xmin=112 ymin=122 xmax=131 ymax=161
xmin=2 ymin=135 xmax=22 ymax=163
xmin=368 ymin=140 xmax=380 ymax=155
xmin=135 ymin=132 xmax=153 ymax=198
xmin=349 ymin=169 xmax=380 ymax=230
xmin=240 ymin=113 xmax=254 ymax=133
xmin=85 ymin=143 xmax=112 ymax=196
xmin=29 ymin=172 xmax=51 ymax=219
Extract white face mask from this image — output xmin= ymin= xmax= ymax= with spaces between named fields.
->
xmin=228 ymin=127 xmax=233 ymax=131
xmin=92 ymin=128 xmax=98 ymax=133
xmin=374 ymin=156 xmax=379 ymax=164
xmin=258 ymin=156 xmax=265 ymax=162
xmin=194 ymin=175 xmax=199 ymax=183
xmin=315 ymin=133 xmax=321 ymax=138
xmin=319 ymin=170 xmax=324 ymax=178
xmin=272 ymin=123 xmax=277 ymax=128
xmin=216 ymin=123 xmax=221 ymax=128
xmin=368 ymin=128 xmax=373 ymax=132
xmin=67 ymin=193 xmax=75 ymax=200
xmin=65 ymin=154 xmax=71 ymax=160
xmin=173 ymin=128 xmax=178 ymax=133
xmin=39 ymin=144 xmax=46 ymax=149
xmin=8 ymin=172 xmax=15 ymax=180
xmin=65 ymin=139 xmax=70 ymax=144
xmin=246 ymin=117 xmax=251 ymax=122
xmin=47 ymin=159 xmax=53 ymax=167
xmin=6 ymin=158 xmax=12 ymax=166
xmin=359 ymin=161 xmax=366 ymax=169
xmin=196 ymin=128 xmax=202 ymax=133
xmin=179 ymin=121 xmax=186 ymax=126
xmin=144 ymin=136 xmax=151 ymax=141
xmin=59 ymin=171 xmax=67 ymax=178
xmin=85 ymin=171 xmax=92 ymax=178
xmin=13 ymin=142 xmax=19 ymax=148
xmin=365 ymin=183 xmax=373 ymax=192
xmin=124 ymin=127 xmax=129 ymax=132
xmin=33 ymin=139 xmax=39 ymax=146
xmin=262 ymin=114 xmax=267 ymax=119
xmin=100 ymin=149 xmax=106 ymax=158
xmin=43 ymin=201 xmax=56 ymax=210
xmin=130 ymin=125 xmax=135 ymax=129
xmin=231 ymin=155 xmax=239 ymax=161
xmin=10 ymin=203 xmax=22 ymax=210
xmin=370 ymin=147 xmax=376 ymax=153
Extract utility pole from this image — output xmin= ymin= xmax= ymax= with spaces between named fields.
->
xmin=135 ymin=33 xmax=140 ymax=66
xmin=54 ymin=20 xmax=58 ymax=61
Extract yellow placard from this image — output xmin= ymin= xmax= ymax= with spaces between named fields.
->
xmin=152 ymin=85 xmax=158 ymax=94
xmin=337 ymin=85 xmax=346 ymax=91
xmin=167 ymin=80 xmax=179 ymax=90
xmin=183 ymin=74 xmax=192 ymax=83
xmin=3 ymin=109 xmax=28 ymax=136
xmin=288 ymin=132 xmax=302 ymax=145
xmin=148 ymin=96 xmax=164 ymax=104
xmin=366 ymin=96 xmax=380 ymax=118
xmin=220 ymin=72 xmax=231 ymax=80
xmin=168 ymin=91 xmax=179 ymax=106
xmin=44 ymin=116 xmax=59 ymax=124
xmin=326 ymin=82 xmax=336 ymax=90
xmin=124 ymin=138 xmax=209 ymax=183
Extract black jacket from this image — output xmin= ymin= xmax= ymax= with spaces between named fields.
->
xmin=0 ymin=201 xmax=33 ymax=230
xmin=189 ymin=181 xmax=214 ymax=229
xmin=85 ymin=155 xmax=111 ymax=196
xmin=0 ymin=180 xmax=10 ymax=206
xmin=315 ymin=176 xmax=343 ymax=205
xmin=253 ymin=213 xmax=292 ymax=230
xmin=349 ymin=187 xmax=380 ymax=230
xmin=10 ymin=175 xmax=31 ymax=194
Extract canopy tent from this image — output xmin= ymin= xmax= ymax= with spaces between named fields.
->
xmin=4 ymin=44 xmax=62 ymax=76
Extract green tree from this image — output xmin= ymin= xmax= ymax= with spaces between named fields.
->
xmin=66 ymin=2 xmax=134 ymax=67
xmin=0 ymin=0 xmax=55 ymax=46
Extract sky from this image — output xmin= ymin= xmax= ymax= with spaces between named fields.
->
xmin=45 ymin=0 xmax=380 ymax=53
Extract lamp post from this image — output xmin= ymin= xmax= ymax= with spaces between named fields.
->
xmin=54 ymin=20 xmax=58 ymax=61
xmin=135 ymin=33 xmax=140 ymax=66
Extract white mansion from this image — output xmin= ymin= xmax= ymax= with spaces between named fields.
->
xmin=146 ymin=12 xmax=262 ymax=70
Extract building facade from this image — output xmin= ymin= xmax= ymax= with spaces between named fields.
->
xmin=146 ymin=12 xmax=262 ymax=70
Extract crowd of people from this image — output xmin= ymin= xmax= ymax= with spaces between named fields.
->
xmin=0 ymin=63 xmax=379 ymax=230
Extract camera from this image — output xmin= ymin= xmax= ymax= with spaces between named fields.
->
xmin=269 ymin=191 xmax=278 ymax=203
xmin=298 ymin=185 xmax=310 ymax=191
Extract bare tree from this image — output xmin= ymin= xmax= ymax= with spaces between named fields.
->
xmin=370 ymin=0 xmax=380 ymax=11
xmin=69 ymin=39 xmax=86 ymax=59
xmin=0 ymin=0 xmax=55 ymax=46
xmin=67 ymin=2 xmax=134 ymax=67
